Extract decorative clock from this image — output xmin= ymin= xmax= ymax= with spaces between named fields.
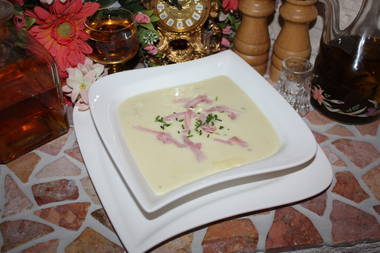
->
xmin=151 ymin=0 xmax=221 ymax=63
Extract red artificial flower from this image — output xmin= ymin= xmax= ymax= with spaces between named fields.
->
xmin=26 ymin=0 xmax=99 ymax=78
xmin=222 ymin=0 xmax=238 ymax=11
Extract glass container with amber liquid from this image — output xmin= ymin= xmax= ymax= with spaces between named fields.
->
xmin=311 ymin=0 xmax=380 ymax=124
xmin=85 ymin=7 xmax=139 ymax=73
xmin=0 ymin=0 xmax=69 ymax=163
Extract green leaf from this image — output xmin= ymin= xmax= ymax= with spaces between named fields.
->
xmin=233 ymin=22 xmax=240 ymax=31
xmin=24 ymin=17 xmax=36 ymax=30
xmin=140 ymin=23 xmax=155 ymax=30
xmin=227 ymin=14 xmax=236 ymax=24
xmin=142 ymin=9 xmax=154 ymax=16
xmin=150 ymin=15 xmax=160 ymax=22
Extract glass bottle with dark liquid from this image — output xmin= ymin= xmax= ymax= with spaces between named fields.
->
xmin=311 ymin=0 xmax=380 ymax=124
xmin=0 ymin=0 xmax=69 ymax=163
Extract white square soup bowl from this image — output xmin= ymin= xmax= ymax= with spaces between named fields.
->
xmin=88 ymin=50 xmax=317 ymax=213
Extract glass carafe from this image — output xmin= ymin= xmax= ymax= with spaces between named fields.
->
xmin=0 ymin=0 xmax=69 ymax=163
xmin=311 ymin=0 xmax=380 ymax=124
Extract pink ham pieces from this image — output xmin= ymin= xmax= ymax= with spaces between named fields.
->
xmin=135 ymin=94 xmax=249 ymax=162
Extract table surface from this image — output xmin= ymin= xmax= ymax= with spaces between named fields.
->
xmin=0 ymin=107 xmax=379 ymax=253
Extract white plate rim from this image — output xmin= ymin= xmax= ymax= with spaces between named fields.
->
xmin=88 ymin=50 xmax=318 ymax=213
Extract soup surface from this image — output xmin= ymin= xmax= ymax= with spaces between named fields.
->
xmin=118 ymin=76 xmax=280 ymax=195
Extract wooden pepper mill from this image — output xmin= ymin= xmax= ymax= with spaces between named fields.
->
xmin=233 ymin=0 xmax=275 ymax=75
xmin=269 ymin=0 xmax=317 ymax=82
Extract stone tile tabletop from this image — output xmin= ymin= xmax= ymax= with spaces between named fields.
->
xmin=1 ymin=108 xmax=379 ymax=253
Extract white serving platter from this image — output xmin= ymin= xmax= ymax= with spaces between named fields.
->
xmin=74 ymin=107 xmax=332 ymax=253
xmin=88 ymin=50 xmax=318 ymax=213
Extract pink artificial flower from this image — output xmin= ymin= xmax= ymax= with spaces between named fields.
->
xmin=26 ymin=0 xmax=99 ymax=79
xmin=221 ymin=37 xmax=231 ymax=47
xmin=312 ymin=86 xmax=325 ymax=105
xmin=222 ymin=0 xmax=238 ymax=11
xmin=144 ymin=45 xmax=158 ymax=55
xmin=62 ymin=57 xmax=106 ymax=111
xmin=222 ymin=26 xmax=232 ymax=35
xmin=134 ymin=13 xmax=150 ymax=24
xmin=13 ymin=15 xmax=26 ymax=29
xmin=9 ymin=0 xmax=24 ymax=6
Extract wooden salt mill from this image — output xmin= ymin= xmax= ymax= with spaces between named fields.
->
xmin=233 ymin=0 xmax=275 ymax=75
xmin=269 ymin=0 xmax=317 ymax=82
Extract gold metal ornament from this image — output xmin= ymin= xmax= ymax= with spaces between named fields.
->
xmin=151 ymin=0 xmax=221 ymax=64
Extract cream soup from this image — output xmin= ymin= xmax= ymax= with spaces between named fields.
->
xmin=118 ymin=76 xmax=280 ymax=195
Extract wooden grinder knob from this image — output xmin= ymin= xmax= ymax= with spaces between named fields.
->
xmin=269 ymin=0 xmax=317 ymax=82
xmin=233 ymin=0 xmax=275 ymax=75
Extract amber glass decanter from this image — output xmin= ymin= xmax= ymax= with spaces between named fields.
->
xmin=311 ymin=0 xmax=380 ymax=124
xmin=0 ymin=0 xmax=69 ymax=163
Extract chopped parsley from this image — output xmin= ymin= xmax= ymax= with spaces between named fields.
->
xmin=155 ymin=115 xmax=171 ymax=130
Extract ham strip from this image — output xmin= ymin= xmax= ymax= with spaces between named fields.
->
xmin=134 ymin=126 xmax=186 ymax=148
xmin=183 ymin=110 xmax=195 ymax=131
xmin=184 ymin=95 xmax=212 ymax=108
xmin=164 ymin=110 xmax=195 ymax=132
xmin=201 ymin=124 xmax=216 ymax=133
xmin=182 ymin=136 xmax=206 ymax=161
xmin=163 ymin=112 xmax=187 ymax=121
xmin=206 ymin=105 xmax=238 ymax=119
xmin=214 ymin=136 xmax=249 ymax=147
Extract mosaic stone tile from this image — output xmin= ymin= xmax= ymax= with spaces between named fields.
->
xmin=321 ymin=146 xmax=346 ymax=167
xmin=38 ymin=129 xmax=72 ymax=156
xmin=362 ymin=165 xmax=380 ymax=201
xmin=300 ymin=191 xmax=327 ymax=216
xmin=65 ymin=227 xmax=124 ymax=253
xmin=6 ymin=152 xmax=41 ymax=183
xmin=34 ymin=202 xmax=90 ymax=231
xmin=80 ymin=177 xmax=101 ymax=205
xmin=312 ymin=131 xmax=328 ymax=144
xmin=305 ymin=111 xmax=333 ymax=125
xmin=0 ymin=219 xmax=54 ymax=252
xmin=152 ymin=233 xmax=192 ymax=253
xmin=265 ymin=207 xmax=323 ymax=250
xmin=202 ymin=219 xmax=258 ymax=253
xmin=21 ymin=239 xmax=59 ymax=253
xmin=332 ymin=139 xmax=380 ymax=168
xmin=330 ymin=200 xmax=380 ymax=244
xmin=325 ymin=125 xmax=354 ymax=137
xmin=355 ymin=120 xmax=380 ymax=136
xmin=91 ymin=208 xmax=115 ymax=232
xmin=2 ymin=175 xmax=33 ymax=217
xmin=332 ymin=171 xmax=369 ymax=203
xmin=35 ymin=157 xmax=81 ymax=179
xmin=64 ymin=146 xmax=84 ymax=163
xmin=32 ymin=179 xmax=79 ymax=205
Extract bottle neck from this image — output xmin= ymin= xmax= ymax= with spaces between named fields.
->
xmin=348 ymin=0 xmax=380 ymax=38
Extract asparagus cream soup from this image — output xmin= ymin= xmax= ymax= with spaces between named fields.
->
xmin=118 ymin=76 xmax=280 ymax=195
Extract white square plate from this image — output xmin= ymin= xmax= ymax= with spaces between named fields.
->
xmin=74 ymin=107 xmax=332 ymax=253
xmin=88 ymin=50 xmax=317 ymax=213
